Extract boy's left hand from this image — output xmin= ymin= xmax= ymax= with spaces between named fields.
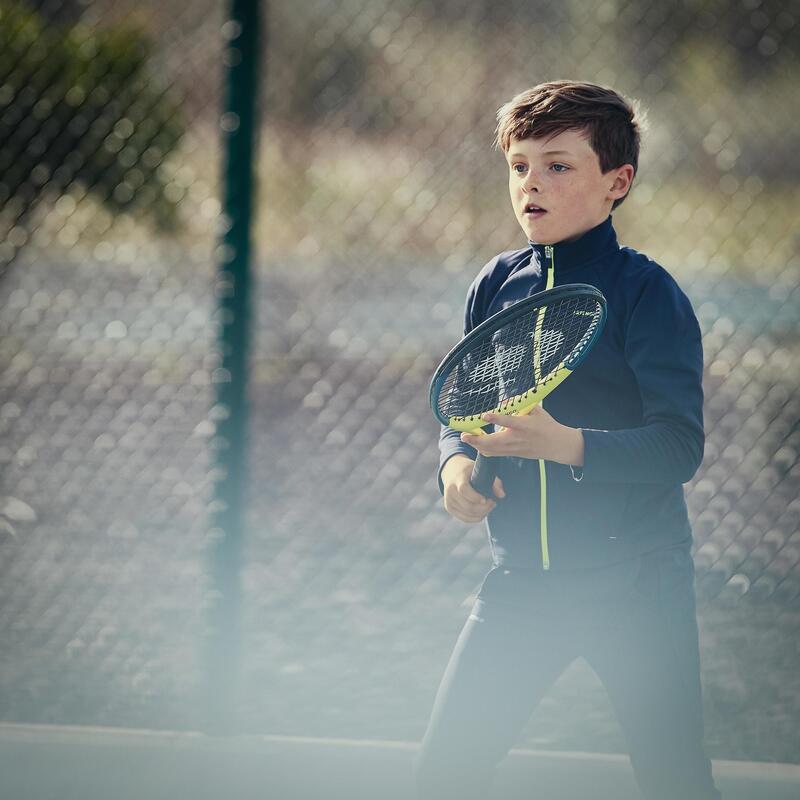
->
xmin=460 ymin=408 xmax=584 ymax=466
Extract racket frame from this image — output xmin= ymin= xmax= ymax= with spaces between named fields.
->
xmin=429 ymin=283 xmax=607 ymax=434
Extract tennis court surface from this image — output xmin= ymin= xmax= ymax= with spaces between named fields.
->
xmin=2 ymin=724 xmax=800 ymax=800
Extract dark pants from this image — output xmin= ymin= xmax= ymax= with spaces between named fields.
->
xmin=414 ymin=545 xmax=721 ymax=800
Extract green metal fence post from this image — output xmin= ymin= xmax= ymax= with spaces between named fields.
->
xmin=206 ymin=0 xmax=262 ymax=734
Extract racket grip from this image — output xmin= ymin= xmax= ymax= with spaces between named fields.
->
xmin=470 ymin=454 xmax=497 ymax=499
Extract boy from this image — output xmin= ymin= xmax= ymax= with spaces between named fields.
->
xmin=415 ymin=81 xmax=721 ymax=800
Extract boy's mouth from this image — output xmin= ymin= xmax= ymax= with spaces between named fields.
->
xmin=523 ymin=203 xmax=547 ymax=217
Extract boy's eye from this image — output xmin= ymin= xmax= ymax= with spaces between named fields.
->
xmin=512 ymin=163 xmax=527 ymax=174
xmin=551 ymin=163 xmax=569 ymax=173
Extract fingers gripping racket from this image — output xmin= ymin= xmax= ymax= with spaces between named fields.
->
xmin=429 ymin=283 xmax=607 ymax=498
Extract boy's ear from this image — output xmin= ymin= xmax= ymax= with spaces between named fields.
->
xmin=608 ymin=164 xmax=635 ymax=200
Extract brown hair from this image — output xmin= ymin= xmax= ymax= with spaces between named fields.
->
xmin=495 ymin=81 xmax=644 ymax=208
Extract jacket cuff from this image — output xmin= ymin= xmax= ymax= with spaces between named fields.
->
xmin=574 ymin=427 xmax=607 ymax=482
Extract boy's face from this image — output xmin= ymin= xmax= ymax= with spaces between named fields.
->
xmin=505 ymin=129 xmax=634 ymax=245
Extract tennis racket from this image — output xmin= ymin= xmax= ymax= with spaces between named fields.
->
xmin=429 ymin=283 xmax=607 ymax=498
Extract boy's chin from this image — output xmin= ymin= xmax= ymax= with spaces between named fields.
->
xmin=521 ymin=222 xmax=559 ymax=245
xmin=524 ymin=230 xmax=558 ymax=245
xmin=524 ymin=224 xmax=590 ymax=245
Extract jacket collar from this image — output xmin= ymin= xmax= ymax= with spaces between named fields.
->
xmin=528 ymin=216 xmax=619 ymax=272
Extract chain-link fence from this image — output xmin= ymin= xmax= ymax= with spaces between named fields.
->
xmin=1 ymin=0 xmax=798 ymax=766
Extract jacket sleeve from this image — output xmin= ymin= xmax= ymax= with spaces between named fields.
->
xmin=436 ymin=276 xmax=483 ymax=495
xmin=580 ymin=273 xmax=705 ymax=485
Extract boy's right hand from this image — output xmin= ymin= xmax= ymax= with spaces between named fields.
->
xmin=441 ymin=454 xmax=505 ymax=524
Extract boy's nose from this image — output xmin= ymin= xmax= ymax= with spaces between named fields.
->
xmin=523 ymin=172 xmax=541 ymax=192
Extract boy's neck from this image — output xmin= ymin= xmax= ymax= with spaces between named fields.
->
xmin=528 ymin=216 xmax=618 ymax=271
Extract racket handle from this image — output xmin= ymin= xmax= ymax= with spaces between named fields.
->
xmin=470 ymin=454 xmax=497 ymax=499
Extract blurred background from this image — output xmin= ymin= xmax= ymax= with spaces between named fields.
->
xmin=0 ymin=0 xmax=798 ymax=773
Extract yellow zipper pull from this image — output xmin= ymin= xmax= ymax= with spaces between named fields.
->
xmin=544 ymin=245 xmax=555 ymax=289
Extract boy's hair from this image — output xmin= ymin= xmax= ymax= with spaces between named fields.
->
xmin=495 ymin=81 xmax=644 ymax=208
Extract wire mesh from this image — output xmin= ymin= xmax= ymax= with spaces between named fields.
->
xmin=0 ymin=0 xmax=224 ymax=730
xmin=0 ymin=0 xmax=798 ymax=765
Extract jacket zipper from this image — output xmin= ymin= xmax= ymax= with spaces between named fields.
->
xmin=538 ymin=245 xmax=556 ymax=569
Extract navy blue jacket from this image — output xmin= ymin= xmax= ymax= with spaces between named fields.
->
xmin=438 ymin=217 xmax=704 ymax=570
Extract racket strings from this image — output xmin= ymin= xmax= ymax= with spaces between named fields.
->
xmin=437 ymin=295 xmax=602 ymax=420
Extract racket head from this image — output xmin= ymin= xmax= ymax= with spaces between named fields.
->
xmin=429 ymin=283 xmax=607 ymax=432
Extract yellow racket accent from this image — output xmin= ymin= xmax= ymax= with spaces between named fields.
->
xmin=446 ymin=365 xmax=572 ymax=432
xmin=533 ymin=304 xmax=547 ymax=383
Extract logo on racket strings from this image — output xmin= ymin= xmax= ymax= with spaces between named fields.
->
xmin=461 ymin=328 xmax=565 ymax=396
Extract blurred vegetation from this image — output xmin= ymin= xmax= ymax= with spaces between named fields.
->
xmin=267 ymin=0 xmax=799 ymax=180
xmin=1 ymin=0 xmax=797 ymax=277
xmin=254 ymin=0 xmax=799 ymax=276
xmin=0 ymin=0 xmax=185 ymax=270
